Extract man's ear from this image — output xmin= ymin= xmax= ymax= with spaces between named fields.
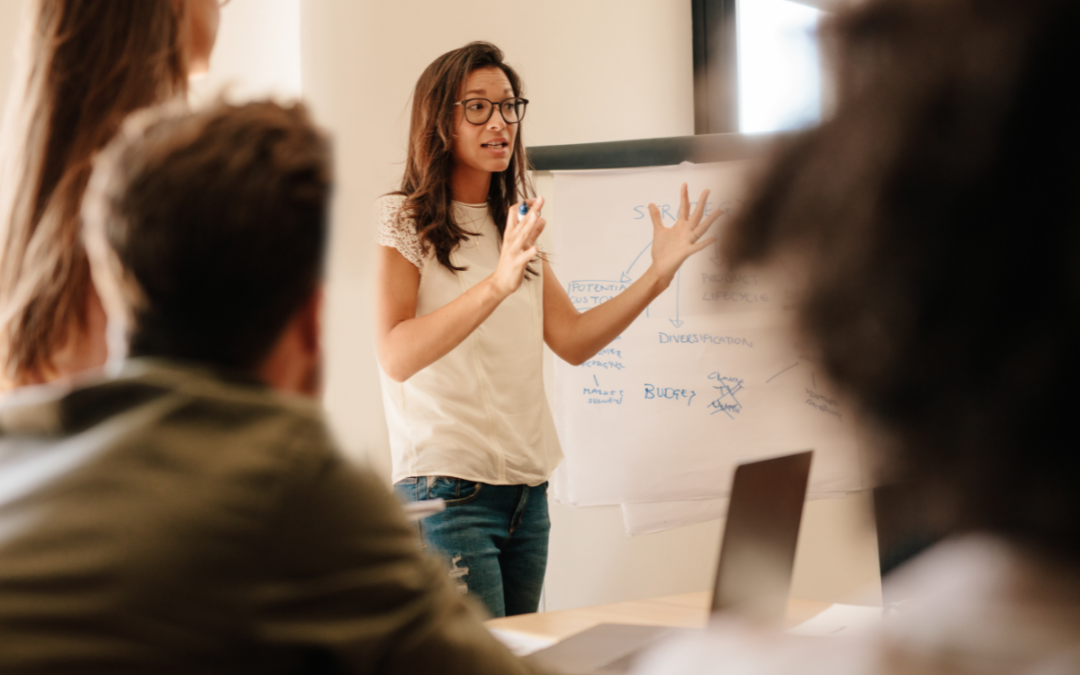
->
xmin=299 ymin=286 xmax=324 ymax=397
xmin=255 ymin=285 xmax=324 ymax=397
xmin=299 ymin=285 xmax=323 ymax=356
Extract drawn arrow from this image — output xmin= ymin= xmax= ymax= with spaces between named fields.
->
xmin=622 ymin=241 xmax=653 ymax=282
xmin=669 ymin=270 xmax=684 ymax=328
xmin=593 ymin=375 xmax=600 ymax=386
xmin=766 ymin=362 xmax=800 ymax=383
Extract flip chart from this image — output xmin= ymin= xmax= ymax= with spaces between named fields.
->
xmin=548 ymin=162 xmax=863 ymax=515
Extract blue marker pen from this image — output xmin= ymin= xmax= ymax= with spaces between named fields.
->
xmin=518 ymin=202 xmax=529 ymax=221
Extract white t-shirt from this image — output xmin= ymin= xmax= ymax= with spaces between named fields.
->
xmin=375 ymin=194 xmax=562 ymax=486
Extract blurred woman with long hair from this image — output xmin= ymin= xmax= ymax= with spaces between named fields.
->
xmin=0 ymin=0 xmax=222 ymax=389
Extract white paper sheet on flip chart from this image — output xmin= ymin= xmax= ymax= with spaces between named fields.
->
xmin=548 ymin=162 xmax=863 ymax=513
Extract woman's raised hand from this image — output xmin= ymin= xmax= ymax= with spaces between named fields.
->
xmin=490 ymin=196 xmax=546 ymax=299
xmin=649 ymin=184 xmax=721 ymax=286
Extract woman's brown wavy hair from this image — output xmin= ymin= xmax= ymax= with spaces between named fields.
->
xmin=0 ymin=0 xmax=189 ymax=387
xmin=397 ymin=41 xmax=535 ymax=275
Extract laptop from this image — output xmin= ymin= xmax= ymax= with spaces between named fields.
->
xmin=527 ymin=450 xmax=813 ymax=674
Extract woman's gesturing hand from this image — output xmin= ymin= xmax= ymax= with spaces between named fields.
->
xmin=490 ymin=196 xmax=546 ymax=300
xmin=649 ymin=184 xmax=721 ymax=287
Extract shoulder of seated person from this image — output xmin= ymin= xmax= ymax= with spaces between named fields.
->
xmin=0 ymin=359 xmax=326 ymax=441
xmin=127 ymin=359 xmax=327 ymax=429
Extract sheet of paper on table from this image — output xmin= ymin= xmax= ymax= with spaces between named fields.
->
xmin=488 ymin=628 xmax=557 ymax=657
xmin=487 ymin=602 xmax=882 ymax=660
xmin=785 ymin=603 xmax=883 ymax=638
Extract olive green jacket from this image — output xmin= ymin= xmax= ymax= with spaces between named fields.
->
xmin=0 ymin=359 xmax=542 ymax=674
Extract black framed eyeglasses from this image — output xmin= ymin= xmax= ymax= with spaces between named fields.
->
xmin=454 ymin=97 xmax=529 ymax=125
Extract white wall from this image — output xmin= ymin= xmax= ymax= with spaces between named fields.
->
xmin=0 ymin=0 xmax=880 ymax=613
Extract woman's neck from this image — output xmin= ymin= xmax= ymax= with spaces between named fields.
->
xmin=450 ymin=163 xmax=492 ymax=204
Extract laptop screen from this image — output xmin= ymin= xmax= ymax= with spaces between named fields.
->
xmin=710 ymin=450 xmax=813 ymax=624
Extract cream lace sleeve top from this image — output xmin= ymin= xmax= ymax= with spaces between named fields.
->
xmin=374 ymin=195 xmax=562 ymax=486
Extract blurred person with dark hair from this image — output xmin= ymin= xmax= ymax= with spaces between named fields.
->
xmin=633 ymin=0 xmax=1080 ymax=673
xmin=0 ymin=0 xmax=222 ymax=390
xmin=0 ymin=100 xmax=546 ymax=675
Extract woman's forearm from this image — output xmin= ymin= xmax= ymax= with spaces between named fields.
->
xmin=376 ymin=207 xmax=544 ymax=383
xmin=379 ymin=276 xmax=504 ymax=382
xmin=545 ymin=264 xmax=669 ymax=366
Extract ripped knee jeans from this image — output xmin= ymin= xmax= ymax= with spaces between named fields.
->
xmin=393 ymin=476 xmax=549 ymax=618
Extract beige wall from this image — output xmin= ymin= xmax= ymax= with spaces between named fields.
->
xmin=0 ymin=0 xmax=880 ymax=612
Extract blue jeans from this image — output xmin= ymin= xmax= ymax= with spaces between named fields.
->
xmin=394 ymin=476 xmax=550 ymax=618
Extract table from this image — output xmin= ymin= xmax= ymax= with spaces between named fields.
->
xmin=486 ymin=592 xmax=833 ymax=643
